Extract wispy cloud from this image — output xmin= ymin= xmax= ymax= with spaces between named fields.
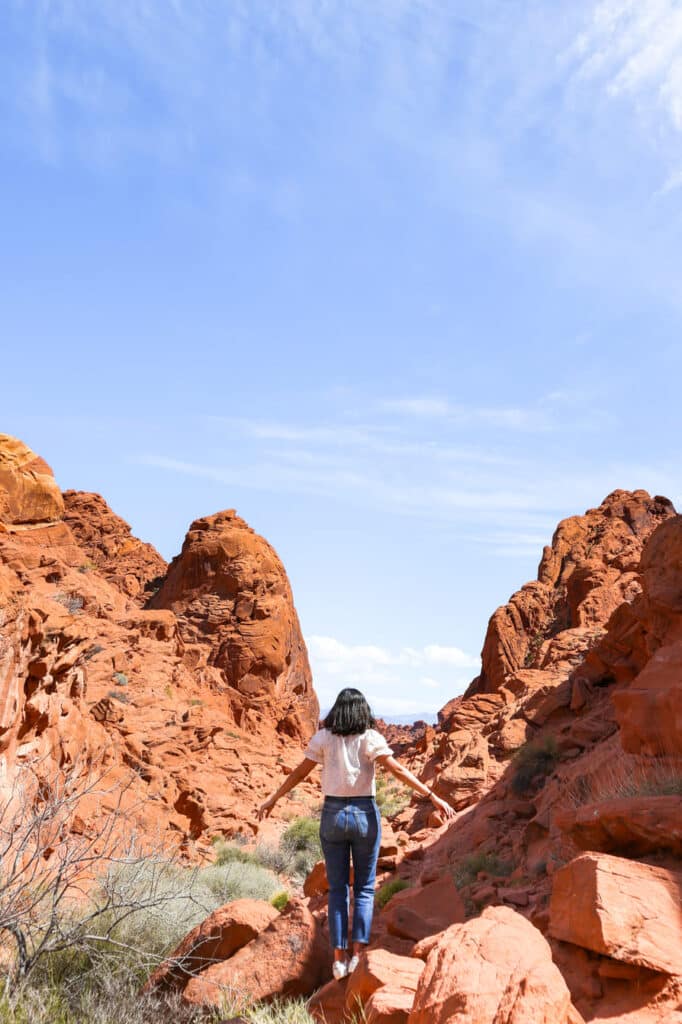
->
xmin=573 ymin=0 xmax=682 ymax=131
xmin=380 ymin=397 xmax=451 ymax=418
xmin=380 ymin=398 xmax=554 ymax=432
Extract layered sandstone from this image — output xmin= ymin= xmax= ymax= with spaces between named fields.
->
xmin=0 ymin=434 xmax=318 ymax=851
xmin=0 ymin=434 xmax=64 ymax=525
xmin=151 ymin=510 xmax=317 ymax=740
xmin=63 ymin=490 xmax=167 ymax=603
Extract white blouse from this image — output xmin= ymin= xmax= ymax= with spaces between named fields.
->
xmin=304 ymin=727 xmax=393 ymax=797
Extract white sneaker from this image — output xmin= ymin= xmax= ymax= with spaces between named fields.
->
xmin=332 ymin=960 xmax=349 ymax=980
xmin=347 ymin=955 xmax=360 ymax=974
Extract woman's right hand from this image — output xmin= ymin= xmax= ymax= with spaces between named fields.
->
xmin=429 ymin=792 xmax=455 ymax=820
xmin=257 ymin=795 xmax=277 ymax=820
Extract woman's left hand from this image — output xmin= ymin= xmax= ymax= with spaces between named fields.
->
xmin=257 ymin=795 xmax=277 ymax=820
xmin=429 ymin=792 xmax=456 ymax=820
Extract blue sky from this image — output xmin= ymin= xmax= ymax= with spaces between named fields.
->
xmin=2 ymin=1 xmax=682 ymax=717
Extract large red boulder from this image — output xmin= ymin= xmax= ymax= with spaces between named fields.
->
xmin=144 ymin=898 xmax=278 ymax=993
xmin=182 ymin=899 xmax=328 ymax=1008
xmin=345 ymin=949 xmax=424 ymax=1008
xmin=382 ymin=874 xmax=465 ymax=942
xmin=408 ymin=906 xmax=581 ymax=1024
xmin=557 ymin=796 xmax=682 ymax=856
xmin=549 ymin=852 xmax=682 ymax=975
xmin=612 ymin=641 xmax=682 ymax=756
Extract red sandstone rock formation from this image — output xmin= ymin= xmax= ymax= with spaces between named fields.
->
xmin=63 ymin=490 xmax=167 ymax=603
xmin=144 ymin=898 xmax=279 ymax=993
xmin=181 ymin=898 xmax=328 ymax=1008
xmin=469 ymin=490 xmax=674 ymax=697
xmin=408 ymin=906 xmax=582 ymax=1024
xmin=549 ymin=852 xmax=682 ymax=975
xmin=5 ymin=437 xmax=682 ymax=1024
xmin=150 ymin=510 xmax=317 ymax=740
xmin=0 ymin=434 xmax=64 ymax=524
xmin=0 ymin=434 xmax=318 ymax=852
xmin=157 ymin=487 xmax=682 ymax=1022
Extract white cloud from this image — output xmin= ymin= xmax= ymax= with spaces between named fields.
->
xmin=380 ymin=398 xmax=553 ymax=432
xmin=574 ymin=0 xmax=682 ymax=131
xmin=423 ymin=644 xmax=479 ymax=668
xmin=380 ymin=397 xmax=451 ymax=417
xmin=306 ymin=633 xmax=478 ymax=717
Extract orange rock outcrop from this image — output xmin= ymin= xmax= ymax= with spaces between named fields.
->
xmin=150 ymin=510 xmax=317 ymax=739
xmin=0 ymin=434 xmax=318 ymax=852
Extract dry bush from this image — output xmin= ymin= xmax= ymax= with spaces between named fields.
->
xmin=375 ymin=770 xmax=410 ymax=819
xmin=0 ymin=756 xmax=207 ymax=985
xmin=567 ymin=746 xmax=682 ymax=807
xmin=0 ymin=758 xmax=308 ymax=1023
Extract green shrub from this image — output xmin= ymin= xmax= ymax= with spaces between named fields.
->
xmin=452 ymin=852 xmax=512 ymax=890
xmin=195 ymin=861 xmax=280 ymax=905
xmin=375 ymin=771 xmax=410 ymax=819
xmin=281 ymin=816 xmax=320 ymax=855
xmin=112 ymin=672 xmax=128 ymax=687
xmin=270 ymin=891 xmax=289 ymax=911
xmin=221 ymin=996 xmax=317 ymax=1024
xmin=213 ymin=839 xmax=261 ymax=867
xmin=511 ymin=736 xmax=559 ymax=794
xmin=375 ymin=878 xmax=410 ymax=909
xmin=279 ymin=817 xmax=321 ymax=878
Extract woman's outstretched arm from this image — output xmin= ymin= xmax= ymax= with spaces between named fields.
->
xmin=375 ymin=755 xmax=455 ymax=820
xmin=257 ymin=757 xmax=318 ymax=820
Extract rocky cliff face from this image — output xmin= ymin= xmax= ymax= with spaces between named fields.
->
xmin=362 ymin=490 xmax=682 ymax=1024
xmin=150 ymin=510 xmax=317 ymax=739
xmin=469 ymin=489 xmax=675 ymax=697
xmin=0 ymin=433 xmax=318 ymax=852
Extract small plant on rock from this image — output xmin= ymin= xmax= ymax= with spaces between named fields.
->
xmin=452 ymin=851 xmax=512 ymax=889
xmin=511 ymin=736 xmax=560 ymax=794
xmin=270 ymin=891 xmax=289 ymax=911
xmin=375 ymin=878 xmax=410 ymax=909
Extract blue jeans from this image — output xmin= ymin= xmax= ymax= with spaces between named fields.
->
xmin=319 ymin=796 xmax=381 ymax=950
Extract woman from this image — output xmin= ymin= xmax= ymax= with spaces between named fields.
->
xmin=258 ymin=688 xmax=454 ymax=979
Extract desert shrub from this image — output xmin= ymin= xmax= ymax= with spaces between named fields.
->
xmin=244 ymin=1000 xmax=317 ymax=1023
xmin=567 ymin=749 xmax=682 ymax=806
xmin=270 ymin=891 xmax=289 ymax=911
xmin=213 ymin=839 xmax=261 ymax=867
xmin=452 ymin=852 xmax=512 ymax=890
xmin=281 ymin=817 xmax=320 ymax=856
xmin=249 ymin=842 xmax=290 ymax=875
xmin=0 ymin=966 xmax=210 ymax=1024
xmin=511 ymin=736 xmax=559 ymax=794
xmin=112 ymin=672 xmax=128 ymax=687
xmin=375 ymin=878 xmax=410 ymax=909
xmin=375 ymin=771 xmax=410 ymax=819
xmin=217 ymin=995 xmax=317 ymax=1024
xmin=195 ymin=861 xmax=280 ymax=905
xmin=211 ymin=818 xmax=322 ymax=883
xmin=52 ymin=593 xmax=84 ymax=614
xmin=279 ymin=817 xmax=322 ymax=878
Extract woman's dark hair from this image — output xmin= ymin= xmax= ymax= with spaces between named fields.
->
xmin=323 ymin=688 xmax=376 ymax=736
